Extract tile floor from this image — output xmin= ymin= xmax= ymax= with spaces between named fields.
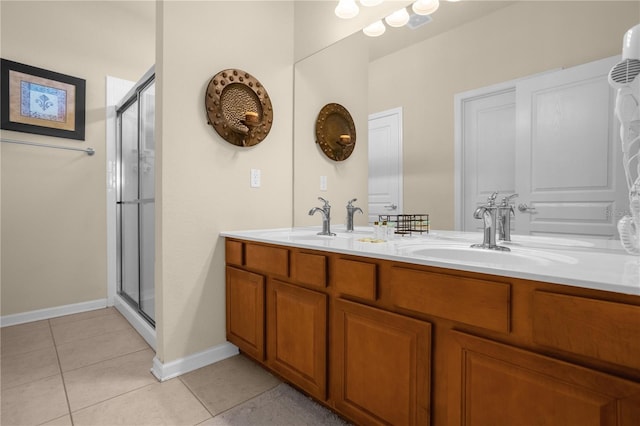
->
xmin=0 ymin=307 xmax=291 ymax=425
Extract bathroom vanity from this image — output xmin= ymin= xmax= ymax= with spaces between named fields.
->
xmin=221 ymin=227 xmax=640 ymax=425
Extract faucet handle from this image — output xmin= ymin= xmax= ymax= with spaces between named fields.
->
xmin=500 ymin=193 xmax=519 ymax=205
xmin=318 ymin=197 xmax=330 ymax=207
xmin=347 ymin=198 xmax=357 ymax=206
xmin=487 ymin=191 xmax=499 ymax=206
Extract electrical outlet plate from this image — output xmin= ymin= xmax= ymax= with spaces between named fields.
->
xmin=250 ymin=168 xmax=261 ymax=188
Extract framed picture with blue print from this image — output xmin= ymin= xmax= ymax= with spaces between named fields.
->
xmin=1 ymin=59 xmax=85 ymax=140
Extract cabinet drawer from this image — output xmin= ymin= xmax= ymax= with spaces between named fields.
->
xmin=225 ymin=240 xmax=243 ymax=266
xmin=291 ymin=251 xmax=327 ymax=288
xmin=333 ymin=258 xmax=377 ymax=301
xmin=533 ymin=291 xmax=640 ymax=370
xmin=389 ymin=267 xmax=511 ymax=333
xmin=245 ymin=243 xmax=289 ymax=277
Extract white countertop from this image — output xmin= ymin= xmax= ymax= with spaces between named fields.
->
xmin=221 ymin=226 xmax=640 ymax=296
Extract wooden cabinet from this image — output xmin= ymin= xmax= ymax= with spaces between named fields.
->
xmin=226 ymin=266 xmax=265 ymax=360
xmin=447 ymin=330 xmax=640 ymax=426
xmin=532 ymin=291 xmax=640 ymax=370
xmin=332 ymin=298 xmax=431 ymax=425
xmin=225 ymin=238 xmax=640 ymax=426
xmin=267 ymin=279 xmax=327 ymax=400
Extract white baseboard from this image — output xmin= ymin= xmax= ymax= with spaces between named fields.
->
xmin=151 ymin=342 xmax=239 ymax=382
xmin=0 ymin=299 xmax=108 ymax=327
xmin=114 ymin=295 xmax=156 ymax=351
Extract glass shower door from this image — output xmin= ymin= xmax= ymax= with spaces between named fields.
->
xmin=117 ymin=76 xmax=155 ymax=325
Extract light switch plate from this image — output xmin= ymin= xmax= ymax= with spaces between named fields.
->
xmin=320 ymin=175 xmax=327 ymax=191
xmin=250 ymin=168 xmax=261 ymax=188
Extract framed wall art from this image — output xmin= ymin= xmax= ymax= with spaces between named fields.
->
xmin=1 ymin=59 xmax=86 ymax=140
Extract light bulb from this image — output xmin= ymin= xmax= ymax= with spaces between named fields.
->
xmin=412 ymin=0 xmax=440 ymax=16
xmin=360 ymin=0 xmax=384 ymax=6
xmin=385 ymin=7 xmax=410 ymax=27
xmin=335 ymin=0 xmax=359 ymax=19
xmin=363 ymin=20 xmax=386 ymax=37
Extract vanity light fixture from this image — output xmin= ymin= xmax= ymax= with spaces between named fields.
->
xmin=335 ymin=0 xmax=359 ymax=19
xmin=412 ymin=0 xmax=440 ymax=16
xmin=385 ymin=7 xmax=410 ymax=27
xmin=360 ymin=0 xmax=384 ymax=6
xmin=363 ymin=20 xmax=386 ymax=37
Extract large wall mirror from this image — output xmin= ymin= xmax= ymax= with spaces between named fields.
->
xmin=293 ymin=0 xmax=639 ymax=237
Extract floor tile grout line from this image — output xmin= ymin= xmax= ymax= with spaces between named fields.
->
xmin=65 ymin=378 xmax=160 ymax=415
xmin=48 ymin=319 xmax=75 ymax=426
xmin=52 ymin=323 xmax=138 ymax=348
xmin=48 ymin=308 xmax=119 ymax=327
xmin=180 ymin=373 xmax=282 ymax=420
xmin=58 ymin=346 xmax=153 ymax=375
xmin=178 ymin=375 xmax=218 ymax=419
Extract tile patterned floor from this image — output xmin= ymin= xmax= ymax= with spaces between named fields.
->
xmin=0 ymin=307 xmax=286 ymax=425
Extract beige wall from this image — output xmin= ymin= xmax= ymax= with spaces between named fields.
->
xmin=368 ymin=1 xmax=640 ymax=230
xmin=1 ymin=1 xmax=155 ymax=316
xmin=293 ymin=32 xmax=369 ymax=227
xmin=155 ymin=1 xmax=294 ymax=363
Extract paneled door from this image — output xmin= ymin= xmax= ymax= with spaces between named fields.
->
xmin=368 ymin=108 xmax=403 ymax=224
xmin=458 ymin=56 xmax=626 ymax=239
xmin=459 ymin=88 xmax=516 ymax=232
xmin=515 ymin=56 xmax=626 ymax=238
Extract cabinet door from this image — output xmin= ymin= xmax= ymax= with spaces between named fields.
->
xmin=447 ymin=330 xmax=640 ymax=426
xmin=267 ymin=279 xmax=327 ymax=400
xmin=333 ymin=298 xmax=431 ymax=425
xmin=226 ymin=266 xmax=265 ymax=360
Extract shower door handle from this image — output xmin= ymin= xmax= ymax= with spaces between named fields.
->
xmin=117 ymin=198 xmax=155 ymax=205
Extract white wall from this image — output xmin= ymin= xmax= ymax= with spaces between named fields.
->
xmin=155 ymin=0 xmax=294 ymax=363
xmin=368 ymin=0 xmax=640 ymax=230
xmin=1 ymin=1 xmax=155 ymax=316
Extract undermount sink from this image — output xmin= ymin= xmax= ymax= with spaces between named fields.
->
xmin=255 ymin=229 xmax=356 ymax=242
xmin=405 ymin=245 xmax=578 ymax=267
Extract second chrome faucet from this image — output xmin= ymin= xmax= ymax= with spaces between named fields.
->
xmin=346 ymin=198 xmax=363 ymax=232
xmin=471 ymin=192 xmax=517 ymax=251
xmin=309 ymin=197 xmax=363 ymax=235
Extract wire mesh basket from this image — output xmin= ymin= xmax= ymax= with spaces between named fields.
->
xmin=378 ymin=214 xmax=429 ymax=235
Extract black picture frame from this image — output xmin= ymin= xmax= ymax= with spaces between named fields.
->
xmin=1 ymin=58 xmax=86 ymax=140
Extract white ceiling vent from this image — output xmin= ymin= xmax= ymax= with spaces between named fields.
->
xmin=407 ymin=13 xmax=432 ymax=30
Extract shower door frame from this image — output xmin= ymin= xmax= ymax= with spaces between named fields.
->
xmin=115 ymin=68 xmax=156 ymax=328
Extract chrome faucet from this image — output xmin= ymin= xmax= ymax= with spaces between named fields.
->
xmin=498 ymin=194 xmax=518 ymax=242
xmin=309 ymin=197 xmax=336 ymax=236
xmin=471 ymin=192 xmax=510 ymax=251
xmin=345 ymin=199 xmax=363 ymax=232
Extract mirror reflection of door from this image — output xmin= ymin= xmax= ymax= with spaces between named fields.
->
xmin=368 ymin=108 xmax=403 ymax=224
xmin=459 ymin=88 xmax=516 ymax=232
xmin=458 ymin=56 xmax=626 ymax=239
xmin=515 ymin=56 xmax=626 ymax=238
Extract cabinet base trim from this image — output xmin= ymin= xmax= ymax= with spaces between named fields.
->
xmin=151 ymin=342 xmax=239 ymax=381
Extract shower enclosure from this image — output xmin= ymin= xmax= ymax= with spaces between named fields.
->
xmin=116 ymin=71 xmax=155 ymax=325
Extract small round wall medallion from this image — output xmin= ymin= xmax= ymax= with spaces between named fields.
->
xmin=205 ymin=69 xmax=273 ymax=147
xmin=315 ymin=103 xmax=356 ymax=161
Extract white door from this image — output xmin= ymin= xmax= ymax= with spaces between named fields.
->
xmin=368 ymin=108 xmax=403 ymax=224
xmin=460 ymin=89 xmax=516 ymax=232
xmin=515 ymin=56 xmax=626 ymax=238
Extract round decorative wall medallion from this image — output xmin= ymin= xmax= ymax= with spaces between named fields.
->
xmin=315 ymin=103 xmax=356 ymax=161
xmin=205 ymin=69 xmax=273 ymax=147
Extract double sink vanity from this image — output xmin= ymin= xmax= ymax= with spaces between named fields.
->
xmin=222 ymin=226 xmax=640 ymax=425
